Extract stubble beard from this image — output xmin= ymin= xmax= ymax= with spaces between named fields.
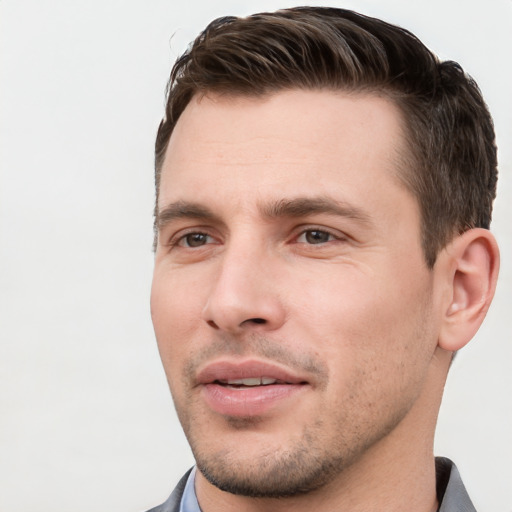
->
xmin=173 ymin=336 xmax=355 ymax=498
xmin=171 ymin=334 xmax=424 ymax=499
xmin=177 ymin=390 xmax=411 ymax=500
xmin=191 ymin=420 xmax=355 ymax=498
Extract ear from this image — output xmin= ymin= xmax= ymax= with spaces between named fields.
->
xmin=438 ymin=228 xmax=500 ymax=352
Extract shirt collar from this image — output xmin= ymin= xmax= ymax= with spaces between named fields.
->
xmin=180 ymin=458 xmax=475 ymax=512
xmin=179 ymin=467 xmax=201 ymax=512
xmin=436 ymin=457 xmax=476 ymax=512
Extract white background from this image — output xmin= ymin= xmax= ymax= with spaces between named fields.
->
xmin=1 ymin=1 xmax=511 ymax=511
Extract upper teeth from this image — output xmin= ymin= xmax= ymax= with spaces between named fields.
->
xmin=226 ymin=377 xmax=277 ymax=386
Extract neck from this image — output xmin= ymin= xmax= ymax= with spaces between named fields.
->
xmin=196 ymin=348 xmax=451 ymax=512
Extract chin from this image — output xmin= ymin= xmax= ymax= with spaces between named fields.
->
xmin=191 ymin=426 xmax=358 ymax=498
xmin=197 ymin=452 xmax=343 ymax=498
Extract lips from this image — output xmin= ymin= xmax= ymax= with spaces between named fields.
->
xmin=196 ymin=360 xmax=308 ymax=417
xmin=197 ymin=360 xmax=306 ymax=386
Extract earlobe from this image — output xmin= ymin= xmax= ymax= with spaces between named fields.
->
xmin=438 ymin=228 xmax=500 ymax=352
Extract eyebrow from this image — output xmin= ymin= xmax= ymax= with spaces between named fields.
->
xmin=156 ymin=196 xmax=373 ymax=230
xmin=260 ymin=196 xmax=373 ymax=226
xmin=156 ymin=201 xmax=222 ymax=230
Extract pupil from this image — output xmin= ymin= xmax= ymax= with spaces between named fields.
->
xmin=306 ymin=230 xmax=329 ymax=244
xmin=187 ymin=233 xmax=206 ymax=247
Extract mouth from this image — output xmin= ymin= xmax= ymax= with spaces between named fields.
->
xmin=197 ymin=360 xmax=308 ymax=387
xmin=215 ymin=376 xmax=299 ymax=388
xmin=196 ymin=360 xmax=309 ymax=417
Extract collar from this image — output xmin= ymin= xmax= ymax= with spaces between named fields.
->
xmin=179 ymin=467 xmax=201 ymax=512
xmin=179 ymin=458 xmax=476 ymax=512
xmin=436 ymin=457 xmax=476 ymax=512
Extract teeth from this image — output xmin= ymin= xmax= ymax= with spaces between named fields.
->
xmin=225 ymin=377 xmax=278 ymax=386
xmin=232 ymin=378 xmax=261 ymax=386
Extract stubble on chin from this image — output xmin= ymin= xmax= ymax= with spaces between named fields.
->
xmin=193 ymin=420 xmax=354 ymax=498
xmin=171 ymin=333 xmax=421 ymax=499
xmin=172 ymin=335 xmax=338 ymax=497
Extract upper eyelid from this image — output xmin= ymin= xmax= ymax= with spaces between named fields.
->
xmin=296 ymin=228 xmax=337 ymax=240
xmin=179 ymin=233 xmax=215 ymax=248
xmin=165 ymin=227 xmax=218 ymax=247
xmin=293 ymin=225 xmax=348 ymax=240
xmin=162 ymin=223 xmax=348 ymax=246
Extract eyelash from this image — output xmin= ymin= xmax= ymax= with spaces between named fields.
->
xmin=295 ymin=227 xmax=342 ymax=245
xmin=167 ymin=230 xmax=214 ymax=248
xmin=167 ymin=226 xmax=345 ymax=249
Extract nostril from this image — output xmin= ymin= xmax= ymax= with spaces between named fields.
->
xmin=204 ymin=316 xmax=270 ymax=330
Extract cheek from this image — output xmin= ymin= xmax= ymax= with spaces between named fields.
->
xmin=298 ymin=275 xmax=436 ymax=434
xmin=291 ymin=265 xmax=435 ymax=378
xmin=150 ymin=269 xmax=207 ymax=368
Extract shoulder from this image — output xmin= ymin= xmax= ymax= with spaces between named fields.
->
xmin=144 ymin=469 xmax=193 ymax=512
xmin=436 ymin=457 xmax=477 ymax=512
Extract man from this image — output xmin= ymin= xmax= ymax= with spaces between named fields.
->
xmin=148 ymin=7 xmax=499 ymax=512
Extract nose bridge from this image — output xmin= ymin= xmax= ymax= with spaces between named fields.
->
xmin=202 ymin=231 xmax=285 ymax=332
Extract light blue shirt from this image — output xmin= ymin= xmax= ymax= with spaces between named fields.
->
xmin=179 ymin=466 xmax=201 ymax=512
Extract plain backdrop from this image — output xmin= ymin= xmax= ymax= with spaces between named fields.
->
xmin=1 ymin=1 xmax=511 ymax=511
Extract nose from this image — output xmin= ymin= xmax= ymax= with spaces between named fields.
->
xmin=201 ymin=243 xmax=286 ymax=334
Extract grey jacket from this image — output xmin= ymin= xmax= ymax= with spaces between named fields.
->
xmin=146 ymin=458 xmax=476 ymax=512
xmin=146 ymin=469 xmax=191 ymax=512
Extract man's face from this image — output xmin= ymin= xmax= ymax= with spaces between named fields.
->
xmin=151 ymin=90 xmax=442 ymax=497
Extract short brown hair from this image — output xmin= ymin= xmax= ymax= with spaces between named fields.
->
xmin=155 ymin=7 xmax=497 ymax=267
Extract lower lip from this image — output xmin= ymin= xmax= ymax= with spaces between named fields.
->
xmin=201 ymin=383 xmax=306 ymax=417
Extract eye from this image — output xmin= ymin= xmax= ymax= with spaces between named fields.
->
xmin=177 ymin=232 xmax=213 ymax=248
xmin=297 ymin=229 xmax=336 ymax=245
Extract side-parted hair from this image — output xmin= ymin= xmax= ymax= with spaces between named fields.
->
xmin=154 ymin=7 xmax=497 ymax=267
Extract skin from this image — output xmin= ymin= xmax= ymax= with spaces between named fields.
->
xmin=151 ymin=90 xmax=499 ymax=512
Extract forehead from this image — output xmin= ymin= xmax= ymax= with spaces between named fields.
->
xmin=159 ymin=90 xmax=411 ymax=213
